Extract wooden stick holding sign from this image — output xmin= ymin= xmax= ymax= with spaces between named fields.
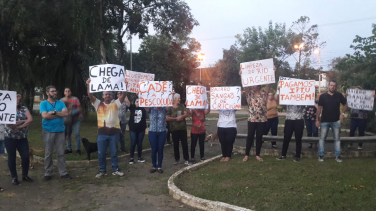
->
xmin=125 ymin=70 xmax=155 ymax=93
xmin=138 ymin=81 xmax=173 ymax=107
xmin=210 ymin=86 xmax=242 ymax=110
xmin=279 ymin=79 xmax=315 ymax=105
xmin=0 ymin=90 xmax=17 ymax=124
xmin=186 ymin=85 xmax=208 ymax=109
xmin=89 ymin=64 xmax=127 ymax=93
xmin=240 ymin=58 xmax=275 ymax=87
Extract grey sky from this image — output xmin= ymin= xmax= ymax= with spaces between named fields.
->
xmin=130 ymin=0 xmax=376 ymax=71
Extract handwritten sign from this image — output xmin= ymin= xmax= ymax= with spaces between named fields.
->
xmin=89 ymin=64 xmax=126 ymax=93
xmin=186 ymin=86 xmax=208 ymax=109
xmin=125 ymin=70 xmax=155 ymax=93
xmin=347 ymin=89 xmax=374 ymax=111
xmin=240 ymin=58 xmax=275 ymax=87
xmin=210 ymin=87 xmax=242 ymax=110
xmin=0 ymin=90 xmax=17 ymax=124
xmin=279 ymin=79 xmax=315 ymax=105
xmin=138 ymin=81 xmax=173 ymax=107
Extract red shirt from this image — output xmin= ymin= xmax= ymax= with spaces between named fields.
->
xmin=191 ymin=109 xmax=206 ymax=134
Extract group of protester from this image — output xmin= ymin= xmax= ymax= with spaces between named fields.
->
xmin=0 ymin=71 xmax=372 ymax=189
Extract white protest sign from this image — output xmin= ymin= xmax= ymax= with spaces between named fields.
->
xmin=0 ymin=90 xmax=17 ymax=124
xmin=240 ymin=58 xmax=275 ymax=87
xmin=210 ymin=87 xmax=242 ymax=110
xmin=89 ymin=64 xmax=126 ymax=93
xmin=138 ymin=81 xmax=173 ymax=107
xmin=347 ymin=89 xmax=375 ymax=111
xmin=279 ymin=79 xmax=315 ymax=105
xmin=125 ymin=70 xmax=155 ymax=93
xmin=185 ymin=86 xmax=208 ymax=109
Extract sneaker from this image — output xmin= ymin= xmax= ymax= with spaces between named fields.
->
xmin=272 ymin=144 xmax=277 ymax=148
xmin=129 ymin=158 xmax=134 ymax=164
xmin=174 ymin=160 xmax=179 ymax=165
xmin=358 ymin=146 xmax=363 ymax=150
xmin=190 ymin=159 xmax=197 ymax=164
xmin=61 ymin=174 xmax=73 ymax=179
xmin=76 ymin=150 xmax=82 ymax=155
xmin=200 ymin=158 xmax=206 ymax=162
xmin=157 ymin=169 xmax=164 ymax=174
xmin=335 ymin=156 xmax=343 ymax=163
xmin=12 ymin=178 xmax=20 ymax=185
xmin=138 ymin=158 xmax=145 ymax=163
xmin=22 ymin=176 xmax=33 ymax=182
xmin=95 ymin=172 xmax=107 ymax=178
xmin=112 ymin=169 xmax=125 ymax=177
xmin=44 ymin=176 xmax=52 ymax=181
xmin=294 ymin=157 xmax=300 ymax=162
xmin=277 ymin=156 xmax=286 ymax=160
xmin=64 ymin=149 xmax=72 ymax=154
xmin=184 ymin=161 xmax=191 ymax=165
xmin=318 ymin=156 xmax=324 ymax=162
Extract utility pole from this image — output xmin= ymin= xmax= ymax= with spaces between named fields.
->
xmin=130 ymin=35 xmax=132 ymax=70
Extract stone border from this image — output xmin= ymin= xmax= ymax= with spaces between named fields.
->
xmin=168 ymin=155 xmax=253 ymax=211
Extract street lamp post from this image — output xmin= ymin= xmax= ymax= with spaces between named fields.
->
xmin=197 ymin=53 xmax=205 ymax=82
xmin=314 ymin=49 xmax=321 ymax=93
xmin=294 ymin=43 xmax=304 ymax=78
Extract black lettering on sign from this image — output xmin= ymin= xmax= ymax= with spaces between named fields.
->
xmin=0 ymin=103 xmax=6 ymax=111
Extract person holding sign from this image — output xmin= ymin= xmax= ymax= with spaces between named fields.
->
xmin=40 ymin=85 xmax=72 ymax=181
xmin=4 ymin=94 xmax=33 ymax=185
xmin=316 ymin=80 xmax=347 ymax=162
xmin=128 ymin=98 xmax=146 ymax=164
xmin=240 ymin=66 xmax=276 ymax=162
xmin=166 ymin=93 xmax=190 ymax=165
xmin=86 ymin=78 xmax=129 ymax=178
xmin=187 ymin=104 xmax=210 ymax=164
xmin=217 ymin=110 xmax=237 ymax=161
xmin=346 ymin=86 xmax=375 ymax=150
xmin=276 ymin=105 xmax=305 ymax=162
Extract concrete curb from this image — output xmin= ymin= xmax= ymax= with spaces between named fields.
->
xmin=168 ymin=155 xmax=253 ymax=211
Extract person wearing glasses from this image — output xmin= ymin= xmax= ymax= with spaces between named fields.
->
xmin=40 ymin=85 xmax=72 ymax=181
xmin=117 ymin=91 xmax=130 ymax=153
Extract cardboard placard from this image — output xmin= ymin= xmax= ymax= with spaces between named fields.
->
xmin=0 ymin=90 xmax=17 ymax=124
xmin=185 ymin=86 xmax=208 ymax=109
xmin=210 ymin=87 xmax=242 ymax=110
xmin=89 ymin=64 xmax=126 ymax=93
xmin=347 ymin=89 xmax=375 ymax=111
xmin=125 ymin=70 xmax=155 ymax=93
xmin=279 ymin=79 xmax=315 ymax=105
xmin=138 ymin=81 xmax=173 ymax=107
xmin=240 ymin=58 xmax=275 ymax=87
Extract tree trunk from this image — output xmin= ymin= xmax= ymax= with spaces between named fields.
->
xmin=99 ymin=0 xmax=106 ymax=64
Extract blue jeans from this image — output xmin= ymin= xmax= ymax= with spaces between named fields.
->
xmin=319 ymin=121 xmax=341 ymax=157
xmin=97 ymin=134 xmax=119 ymax=172
xmin=349 ymin=118 xmax=367 ymax=147
xmin=305 ymin=119 xmax=318 ymax=137
xmin=130 ymin=131 xmax=145 ymax=159
xmin=148 ymin=131 xmax=166 ymax=168
xmin=119 ymin=122 xmax=127 ymax=151
xmin=66 ymin=119 xmax=82 ymax=150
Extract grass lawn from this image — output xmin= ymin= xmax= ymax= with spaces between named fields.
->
xmin=176 ymin=156 xmax=376 ymax=211
xmin=28 ymin=112 xmax=151 ymax=161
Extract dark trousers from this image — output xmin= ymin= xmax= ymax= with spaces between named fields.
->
xmin=130 ymin=131 xmax=145 ymax=158
xmin=350 ymin=118 xmax=367 ymax=147
xmin=264 ymin=117 xmax=278 ymax=145
xmin=172 ymin=130 xmax=189 ymax=161
xmin=282 ymin=119 xmax=304 ymax=158
xmin=246 ymin=122 xmax=265 ymax=156
xmin=4 ymin=137 xmax=30 ymax=179
xmin=166 ymin=122 xmax=171 ymax=142
xmin=191 ymin=133 xmax=205 ymax=159
xmin=217 ymin=127 xmax=237 ymax=158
